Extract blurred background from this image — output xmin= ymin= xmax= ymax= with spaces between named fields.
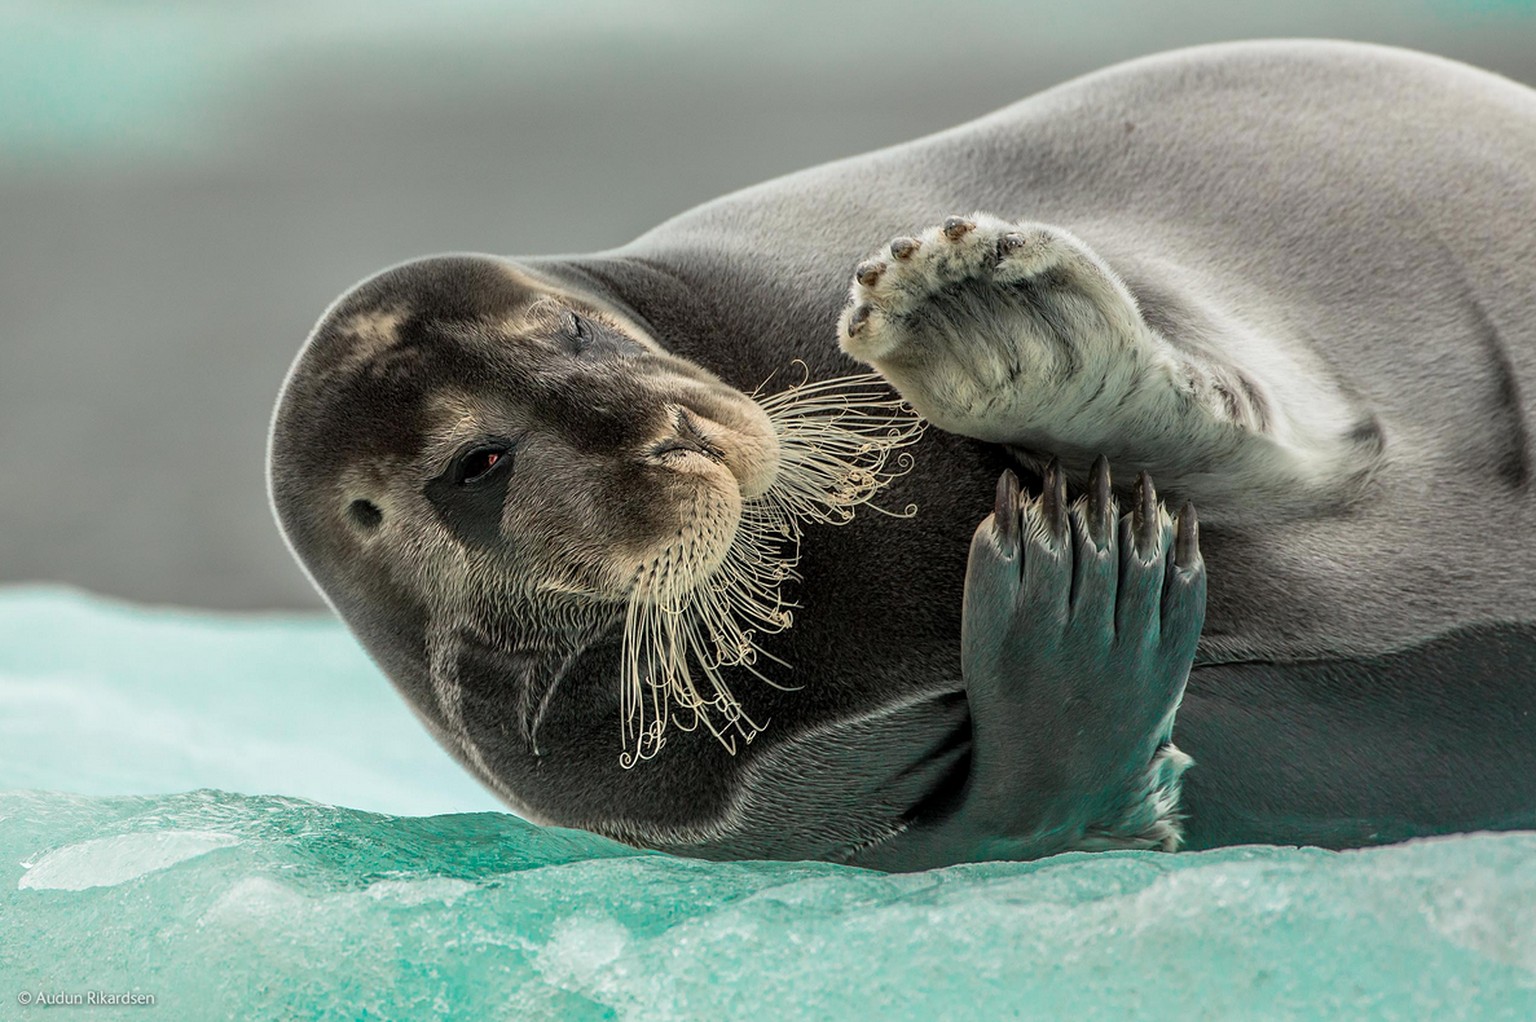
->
xmin=4 ymin=0 xmax=1535 ymax=611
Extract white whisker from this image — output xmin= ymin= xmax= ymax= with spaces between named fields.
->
xmin=616 ymin=371 xmax=926 ymax=766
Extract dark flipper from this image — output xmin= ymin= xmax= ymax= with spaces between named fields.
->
xmin=854 ymin=459 xmax=1206 ymax=869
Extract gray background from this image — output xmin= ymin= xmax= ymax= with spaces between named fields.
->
xmin=4 ymin=0 xmax=1534 ymax=610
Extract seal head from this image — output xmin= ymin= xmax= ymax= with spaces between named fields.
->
xmin=270 ymin=254 xmax=785 ymax=759
xmin=270 ymin=254 xmax=922 ymax=809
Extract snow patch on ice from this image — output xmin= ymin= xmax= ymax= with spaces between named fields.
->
xmin=19 ymin=830 xmax=239 ymax=891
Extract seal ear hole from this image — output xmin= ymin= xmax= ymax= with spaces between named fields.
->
xmin=347 ymin=499 xmax=384 ymax=531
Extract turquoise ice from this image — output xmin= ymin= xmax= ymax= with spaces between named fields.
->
xmin=3 ymin=589 xmax=1535 ymax=1019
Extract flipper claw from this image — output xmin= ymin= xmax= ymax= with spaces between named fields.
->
xmin=942 ymin=215 xmax=976 ymax=240
xmin=846 ymin=304 xmax=872 ymax=337
xmin=1088 ymin=455 xmax=1114 ymax=550
xmin=994 ymin=469 xmax=1020 ymax=546
xmin=1175 ymin=502 xmax=1200 ymax=570
xmin=1134 ymin=471 xmax=1159 ymax=557
xmin=1041 ymin=458 xmax=1068 ymax=545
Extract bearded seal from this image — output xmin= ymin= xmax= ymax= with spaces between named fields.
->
xmin=269 ymin=40 xmax=1536 ymax=869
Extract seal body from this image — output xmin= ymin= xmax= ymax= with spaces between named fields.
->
xmin=271 ymin=40 xmax=1536 ymax=865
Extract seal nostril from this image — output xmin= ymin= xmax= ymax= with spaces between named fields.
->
xmin=348 ymin=499 xmax=383 ymax=530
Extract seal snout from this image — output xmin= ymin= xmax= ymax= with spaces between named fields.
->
xmin=651 ymin=409 xmax=726 ymax=462
xmin=643 ymin=400 xmax=781 ymax=501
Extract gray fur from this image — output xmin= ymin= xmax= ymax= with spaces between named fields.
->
xmin=609 ymin=39 xmax=1536 ymax=665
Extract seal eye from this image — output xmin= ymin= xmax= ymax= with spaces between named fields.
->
xmin=564 ymin=311 xmax=590 ymax=355
xmin=454 ymin=443 xmax=513 ymax=486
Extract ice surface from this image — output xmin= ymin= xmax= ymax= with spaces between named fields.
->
xmin=3 ymin=588 xmax=1535 ymax=1019
xmin=4 ymin=790 xmax=1535 ymax=1020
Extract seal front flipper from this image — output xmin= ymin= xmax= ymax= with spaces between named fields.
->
xmin=838 ymin=214 xmax=1382 ymax=519
xmin=852 ymin=459 xmax=1205 ymax=870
